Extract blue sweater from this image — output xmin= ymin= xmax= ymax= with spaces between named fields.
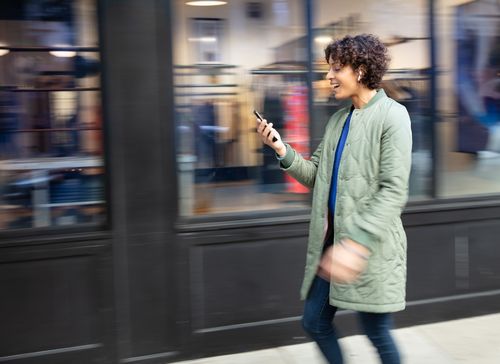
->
xmin=329 ymin=109 xmax=353 ymax=215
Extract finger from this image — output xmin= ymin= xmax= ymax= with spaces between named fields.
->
xmin=264 ymin=128 xmax=274 ymax=142
xmin=332 ymin=255 xmax=364 ymax=275
xmin=260 ymin=121 xmax=271 ymax=135
xmin=335 ymin=248 xmax=367 ymax=272
xmin=319 ymin=260 xmax=331 ymax=276
xmin=257 ymin=121 xmax=266 ymax=134
xmin=265 ymin=123 xmax=275 ymax=139
xmin=266 ymin=127 xmax=273 ymax=139
xmin=258 ymin=125 xmax=270 ymax=140
xmin=331 ymin=270 xmax=350 ymax=284
xmin=331 ymin=265 xmax=360 ymax=284
xmin=317 ymin=268 xmax=330 ymax=282
xmin=257 ymin=118 xmax=268 ymax=129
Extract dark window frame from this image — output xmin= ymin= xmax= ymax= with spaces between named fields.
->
xmin=0 ymin=0 xmax=110 ymax=240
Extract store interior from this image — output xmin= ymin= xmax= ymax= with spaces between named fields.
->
xmin=0 ymin=0 xmax=105 ymax=229
xmin=172 ymin=0 xmax=500 ymax=217
xmin=0 ymin=0 xmax=498 ymax=225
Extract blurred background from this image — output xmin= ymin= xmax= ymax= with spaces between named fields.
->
xmin=0 ymin=0 xmax=498 ymax=363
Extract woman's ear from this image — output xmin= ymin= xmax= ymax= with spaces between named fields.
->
xmin=357 ymin=66 xmax=366 ymax=82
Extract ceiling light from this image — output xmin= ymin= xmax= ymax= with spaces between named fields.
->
xmin=0 ymin=43 xmax=9 ymax=56
xmin=188 ymin=37 xmax=217 ymax=42
xmin=315 ymin=36 xmax=333 ymax=44
xmin=50 ymin=50 xmax=77 ymax=57
xmin=50 ymin=45 xmax=76 ymax=58
xmin=186 ymin=1 xmax=227 ymax=6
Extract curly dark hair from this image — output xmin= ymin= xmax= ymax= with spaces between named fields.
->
xmin=324 ymin=34 xmax=390 ymax=89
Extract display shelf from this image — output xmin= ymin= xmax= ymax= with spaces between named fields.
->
xmin=0 ymin=157 xmax=104 ymax=227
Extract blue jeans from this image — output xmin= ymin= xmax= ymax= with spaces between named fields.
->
xmin=302 ymin=276 xmax=401 ymax=364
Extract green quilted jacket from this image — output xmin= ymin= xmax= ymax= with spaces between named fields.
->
xmin=279 ymin=89 xmax=412 ymax=313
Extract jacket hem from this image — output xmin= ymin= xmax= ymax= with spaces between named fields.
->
xmin=329 ymin=298 xmax=406 ymax=313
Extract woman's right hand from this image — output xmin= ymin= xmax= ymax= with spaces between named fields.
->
xmin=317 ymin=240 xmax=369 ymax=284
xmin=256 ymin=118 xmax=286 ymax=157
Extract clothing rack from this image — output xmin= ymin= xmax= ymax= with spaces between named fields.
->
xmin=174 ymin=64 xmax=243 ymax=169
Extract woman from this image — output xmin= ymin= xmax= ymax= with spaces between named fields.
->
xmin=256 ymin=34 xmax=412 ymax=364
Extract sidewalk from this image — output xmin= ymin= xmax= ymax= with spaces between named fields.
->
xmin=171 ymin=313 xmax=500 ymax=364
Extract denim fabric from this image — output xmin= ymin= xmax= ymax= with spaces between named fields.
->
xmin=302 ymin=276 xmax=401 ymax=364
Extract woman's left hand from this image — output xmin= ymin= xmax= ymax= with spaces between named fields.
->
xmin=317 ymin=238 xmax=370 ymax=284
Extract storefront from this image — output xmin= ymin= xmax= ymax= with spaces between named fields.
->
xmin=0 ymin=0 xmax=499 ymax=363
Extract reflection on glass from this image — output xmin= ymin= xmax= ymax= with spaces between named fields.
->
xmin=0 ymin=0 xmax=105 ymax=230
xmin=313 ymin=0 xmax=432 ymax=200
xmin=438 ymin=0 xmax=500 ymax=197
xmin=173 ymin=0 xmax=310 ymax=216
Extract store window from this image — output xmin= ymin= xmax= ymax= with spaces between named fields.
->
xmin=0 ymin=0 xmax=105 ymax=230
xmin=436 ymin=0 xmax=500 ymax=198
xmin=172 ymin=0 xmax=311 ymax=216
xmin=312 ymin=0 xmax=433 ymax=200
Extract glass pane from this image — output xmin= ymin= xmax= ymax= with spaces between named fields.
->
xmin=0 ymin=0 xmax=105 ymax=230
xmin=313 ymin=0 xmax=433 ymax=200
xmin=172 ymin=0 xmax=311 ymax=216
xmin=0 ymin=0 xmax=98 ymax=48
xmin=436 ymin=0 xmax=500 ymax=197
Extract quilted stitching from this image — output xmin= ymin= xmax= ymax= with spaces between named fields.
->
xmin=282 ymin=90 xmax=412 ymax=313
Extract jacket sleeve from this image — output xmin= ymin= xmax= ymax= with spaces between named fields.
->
xmin=342 ymin=103 xmax=412 ymax=251
xmin=278 ymin=139 xmax=324 ymax=189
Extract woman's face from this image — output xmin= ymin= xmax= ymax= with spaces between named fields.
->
xmin=326 ymin=58 xmax=360 ymax=100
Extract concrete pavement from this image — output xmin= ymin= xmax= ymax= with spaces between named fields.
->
xmin=171 ymin=313 xmax=500 ymax=363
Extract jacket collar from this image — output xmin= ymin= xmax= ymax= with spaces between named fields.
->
xmin=351 ymin=88 xmax=387 ymax=111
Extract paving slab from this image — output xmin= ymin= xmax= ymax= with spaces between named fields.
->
xmin=170 ymin=348 xmax=287 ymax=364
xmin=413 ymin=313 xmax=500 ymax=364
xmin=168 ymin=313 xmax=500 ymax=364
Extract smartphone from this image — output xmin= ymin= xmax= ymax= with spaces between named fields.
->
xmin=253 ymin=110 xmax=278 ymax=142
xmin=253 ymin=109 xmax=264 ymax=122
